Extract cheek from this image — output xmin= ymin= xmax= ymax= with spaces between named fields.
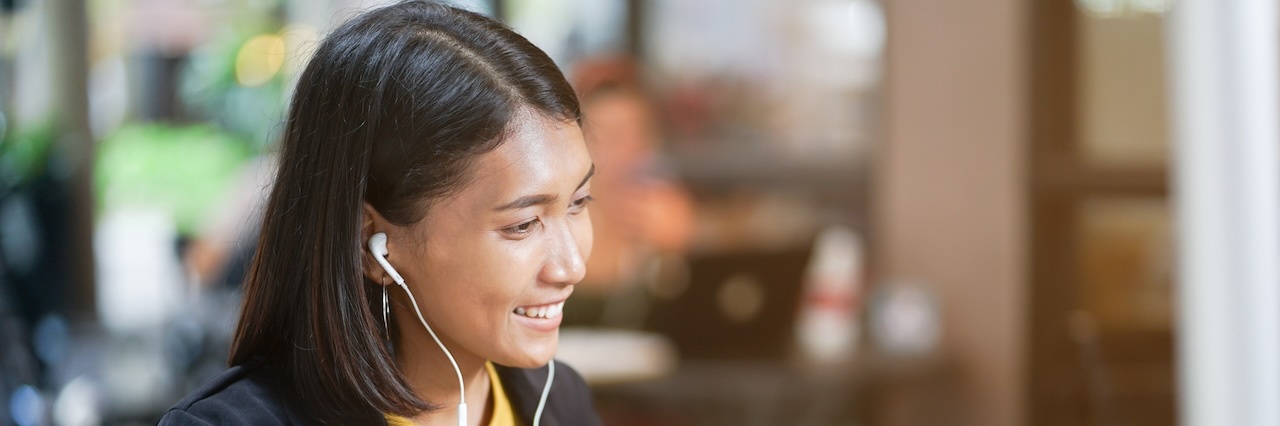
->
xmin=576 ymin=213 xmax=594 ymax=262
xmin=423 ymin=238 xmax=517 ymax=303
xmin=463 ymin=240 xmax=547 ymax=309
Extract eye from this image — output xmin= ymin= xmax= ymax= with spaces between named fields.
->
xmin=569 ymin=195 xmax=594 ymax=213
xmin=503 ymin=218 xmax=541 ymax=236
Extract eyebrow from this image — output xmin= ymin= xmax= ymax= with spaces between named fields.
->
xmin=492 ymin=164 xmax=596 ymax=212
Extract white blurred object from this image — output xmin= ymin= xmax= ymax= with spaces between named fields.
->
xmin=53 ymin=377 xmax=99 ymax=426
xmin=94 ymin=208 xmax=184 ymax=332
xmin=780 ymin=0 xmax=883 ymax=157
xmin=1076 ymin=0 xmax=1172 ymax=17
xmin=795 ymin=226 xmax=864 ymax=363
xmin=1168 ymin=0 xmax=1280 ymax=425
xmin=555 ymin=328 xmax=677 ymax=385
xmin=803 ymin=0 xmax=884 ymax=87
xmin=646 ymin=0 xmax=781 ymax=78
xmin=89 ymin=56 xmax=128 ymax=139
xmin=869 ymin=283 xmax=940 ymax=356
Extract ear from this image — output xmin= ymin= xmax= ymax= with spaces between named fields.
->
xmin=361 ymin=202 xmax=395 ymax=285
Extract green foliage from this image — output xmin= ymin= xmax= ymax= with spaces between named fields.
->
xmin=0 ymin=120 xmax=56 ymax=191
xmin=95 ymin=123 xmax=251 ymax=236
xmin=180 ymin=5 xmax=291 ymax=151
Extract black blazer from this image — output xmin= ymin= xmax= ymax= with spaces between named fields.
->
xmin=158 ymin=358 xmax=602 ymax=425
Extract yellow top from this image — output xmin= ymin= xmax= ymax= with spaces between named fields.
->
xmin=385 ymin=362 xmax=519 ymax=426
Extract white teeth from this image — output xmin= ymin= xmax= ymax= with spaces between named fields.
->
xmin=515 ymin=302 xmax=565 ymax=319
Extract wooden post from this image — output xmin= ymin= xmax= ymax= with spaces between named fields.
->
xmin=45 ymin=0 xmax=96 ymax=316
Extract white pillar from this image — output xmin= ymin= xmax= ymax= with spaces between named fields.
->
xmin=1166 ymin=1 xmax=1280 ymax=425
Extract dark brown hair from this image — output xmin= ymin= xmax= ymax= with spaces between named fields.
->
xmin=228 ymin=2 xmax=580 ymax=424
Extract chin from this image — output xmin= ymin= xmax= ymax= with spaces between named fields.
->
xmin=499 ymin=337 xmax=558 ymax=368
xmin=500 ymin=352 xmax=554 ymax=369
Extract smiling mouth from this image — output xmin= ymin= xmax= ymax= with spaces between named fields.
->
xmin=513 ymin=302 xmax=565 ymax=319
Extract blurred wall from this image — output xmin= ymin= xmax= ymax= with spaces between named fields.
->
xmin=874 ymin=0 xmax=1027 ymax=425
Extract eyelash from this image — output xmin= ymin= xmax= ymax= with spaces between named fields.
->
xmin=504 ymin=218 xmax=541 ymax=235
xmin=501 ymin=195 xmax=593 ymax=236
xmin=570 ymin=195 xmax=595 ymax=211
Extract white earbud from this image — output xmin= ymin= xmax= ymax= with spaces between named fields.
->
xmin=368 ymin=232 xmax=404 ymax=285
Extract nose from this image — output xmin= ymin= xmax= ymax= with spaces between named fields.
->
xmin=539 ymin=219 xmax=587 ymax=286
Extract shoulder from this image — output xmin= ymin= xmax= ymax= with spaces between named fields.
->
xmin=158 ymin=359 xmax=302 ymax=425
xmin=493 ymin=360 xmax=601 ymax=426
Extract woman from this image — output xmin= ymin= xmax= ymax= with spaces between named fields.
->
xmin=159 ymin=2 xmax=600 ymax=425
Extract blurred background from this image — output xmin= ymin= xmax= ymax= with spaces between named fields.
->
xmin=2 ymin=0 xmax=1278 ymax=425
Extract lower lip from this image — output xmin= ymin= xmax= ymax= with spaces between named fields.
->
xmin=512 ymin=311 xmax=563 ymax=333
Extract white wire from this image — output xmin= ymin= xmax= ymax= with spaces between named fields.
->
xmin=532 ymin=359 xmax=555 ymax=426
xmin=371 ymin=236 xmax=468 ymax=426
xmin=397 ymin=281 xmax=468 ymax=426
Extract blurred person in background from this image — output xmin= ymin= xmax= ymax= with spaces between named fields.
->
xmin=160 ymin=2 xmax=601 ymax=425
xmin=565 ymin=57 xmax=695 ymax=327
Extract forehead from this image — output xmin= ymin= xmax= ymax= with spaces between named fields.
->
xmin=449 ymin=114 xmax=590 ymax=207
xmin=486 ymin=115 xmax=587 ymax=172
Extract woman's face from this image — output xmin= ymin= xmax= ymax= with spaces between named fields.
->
xmin=378 ymin=113 xmax=594 ymax=368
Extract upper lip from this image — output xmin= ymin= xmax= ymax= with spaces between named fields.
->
xmin=518 ymin=293 xmax=572 ymax=308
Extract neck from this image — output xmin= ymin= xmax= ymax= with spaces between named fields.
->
xmin=394 ymin=313 xmax=491 ymax=426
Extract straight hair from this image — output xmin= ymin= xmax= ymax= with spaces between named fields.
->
xmin=228 ymin=2 xmax=580 ymax=424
